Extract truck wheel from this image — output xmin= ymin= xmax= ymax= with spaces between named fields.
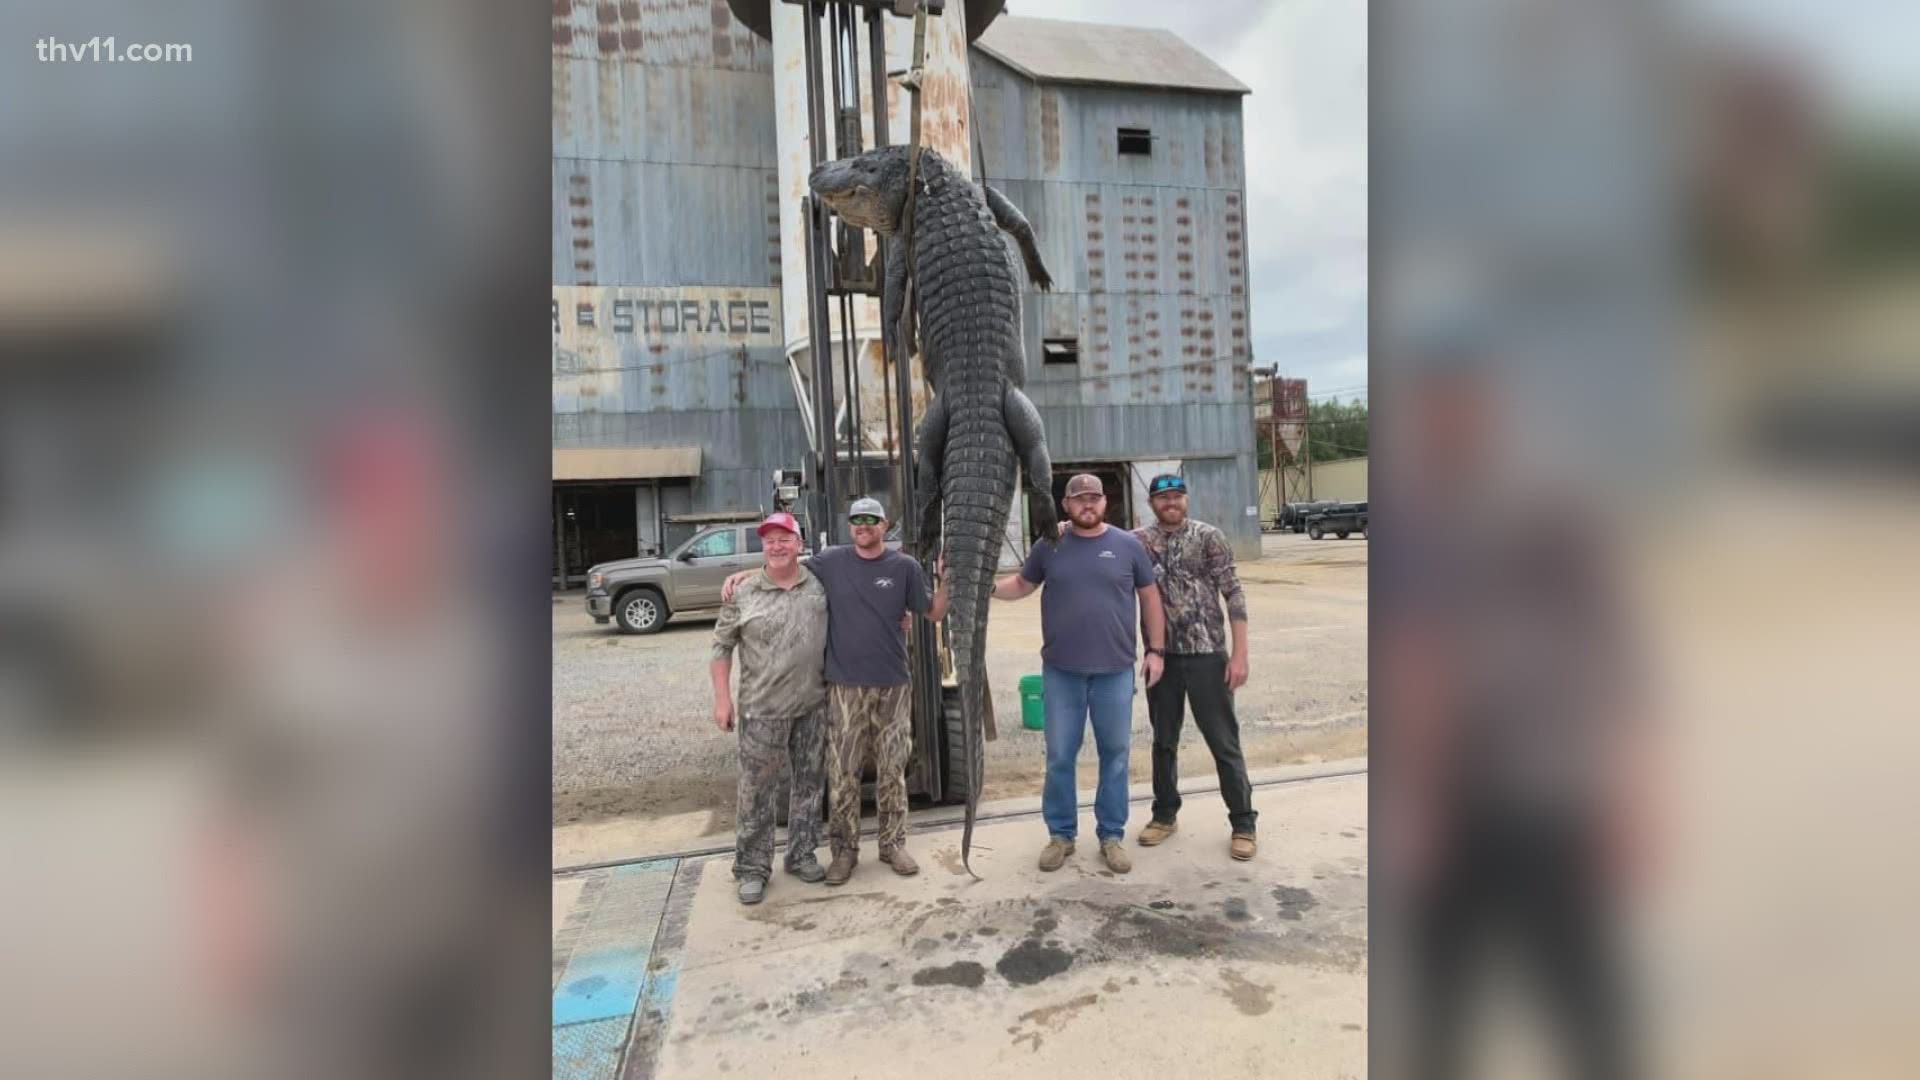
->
xmin=614 ymin=587 xmax=668 ymax=634
xmin=941 ymin=686 xmax=972 ymax=805
xmin=1308 ymin=523 xmax=1324 ymax=539
xmin=1337 ymin=530 xmax=1350 ymax=539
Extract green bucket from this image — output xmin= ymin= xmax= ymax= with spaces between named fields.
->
xmin=1019 ymin=674 xmax=1046 ymax=731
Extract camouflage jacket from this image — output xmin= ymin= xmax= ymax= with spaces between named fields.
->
xmin=711 ymin=567 xmax=829 ymax=719
xmin=1133 ymin=519 xmax=1248 ymax=655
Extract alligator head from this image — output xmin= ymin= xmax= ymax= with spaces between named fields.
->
xmin=808 ymin=146 xmax=914 ymax=234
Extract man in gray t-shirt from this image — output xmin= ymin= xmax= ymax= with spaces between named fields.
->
xmin=993 ymin=473 xmax=1166 ymax=876
xmin=723 ymin=496 xmax=949 ymax=884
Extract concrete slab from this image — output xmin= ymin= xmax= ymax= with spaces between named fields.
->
xmin=652 ymin=773 xmax=1368 ymax=1079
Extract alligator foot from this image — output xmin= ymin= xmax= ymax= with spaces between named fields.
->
xmin=1029 ymin=501 xmax=1060 ymax=547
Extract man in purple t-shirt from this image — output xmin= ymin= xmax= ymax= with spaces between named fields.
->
xmin=992 ymin=473 xmax=1167 ymax=874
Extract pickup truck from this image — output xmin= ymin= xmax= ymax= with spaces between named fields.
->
xmin=585 ymin=522 xmax=767 ymax=634
xmin=1304 ymin=501 xmax=1368 ymax=540
xmin=1278 ymin=499 xmax=1341 ymax=533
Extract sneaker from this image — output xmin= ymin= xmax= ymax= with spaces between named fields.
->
xmin=1138 ymin=819 xmax=1178 ymax=846
xmin=737 ymin=877 xmax=766 ymax=905
xmin=787 ymin=853 xmax=826 ymax=883
xmin=1101 ymin=840 xmax=1133 ymax=874
xmin=881 ymin=847 xmax=920 ymax=876
xmin=824 ymin=850 xmax=857 ymax=886
xmin=1230 ymin=833 xmax=1257 ymax=861
xmin=1037 ymin=837 xmax=1075 ymax=872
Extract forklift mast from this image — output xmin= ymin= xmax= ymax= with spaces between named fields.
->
xmin=772 ymin=0 xmax=965 ymax=803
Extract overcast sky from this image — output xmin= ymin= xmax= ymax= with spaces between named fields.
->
xmin=1000 ymin=1 xmax=1369 ymax=402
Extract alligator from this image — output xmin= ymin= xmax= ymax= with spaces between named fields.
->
xmin=810 ymin=145 xmax=1056 ymax=874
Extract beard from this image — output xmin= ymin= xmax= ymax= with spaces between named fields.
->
xmin=1155 ymin=505 xmax=1186 ymax=527
xmin=1071 ymin=507 xmax=1103 ymax=528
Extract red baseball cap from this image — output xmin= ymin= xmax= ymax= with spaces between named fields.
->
xmin=756 ymin=511 xmax=801 ymax=538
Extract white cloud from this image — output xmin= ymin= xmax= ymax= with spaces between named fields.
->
xmin=998 ymin=0 xmax=1368 ymax=393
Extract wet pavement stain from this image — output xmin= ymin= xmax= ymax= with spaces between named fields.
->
xmin=1033 ymin=915 xmax=1059 ymax=933
xmin=911 ymin=961 xmax=987 ymax=988
xmin=996 ymin=939 xmax=1075 ymax=986
xmin=1272 ymin=886 xmax=1318 ymax=920
xmin=975 ymin=926 xmax=1000 ymax=936
xmin=1222 ymin=897 xmax=1253 ymax=923
xmin=1217 ymin=969 xmax=1276 ymax=1016
xmin=1018 ymin=992 xmax=1101 ymax=1029
xmin=1148 ymin=900 xmax=1176 ymax=910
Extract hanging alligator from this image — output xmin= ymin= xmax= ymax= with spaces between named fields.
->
xmin=809 ymin=145 xmax=1056 ymax=875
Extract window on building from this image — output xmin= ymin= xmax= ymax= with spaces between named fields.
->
xmin=1042 ymin=337 xmax=1081 ymax=365
xmin=1118 ymin=127 xmax=1153 ymax=155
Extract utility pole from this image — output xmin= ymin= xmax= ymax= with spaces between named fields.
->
xmin=1304 ymin=408 xmax=1314 ymax=501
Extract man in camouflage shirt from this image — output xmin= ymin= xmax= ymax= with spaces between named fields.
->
xmin=710 ymin=512 xmax=830 ymax=904
xmin=1132 ymin=474 xmax=1259 ymax=860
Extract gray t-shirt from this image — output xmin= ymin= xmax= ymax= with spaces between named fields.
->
xmin=809 ymin=545 xmax=930 ymax=687
xmin=1020 ymin=525 xmax=1156 ymax=674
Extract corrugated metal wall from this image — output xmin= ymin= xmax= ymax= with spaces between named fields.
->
xmin=971 ymin=54 xmax=1262 ymax=555
xmin=553 ymin=0 xmax=804 ymax=521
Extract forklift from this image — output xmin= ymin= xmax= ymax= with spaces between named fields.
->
xmin=730 ymin=0 xmax=1008 ymax=805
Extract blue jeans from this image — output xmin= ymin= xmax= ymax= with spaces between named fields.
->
xmin=1041 ymin=665 xmax=1135 ymax=842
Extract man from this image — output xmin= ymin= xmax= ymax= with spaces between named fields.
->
xmin=722 ymin=496 xmax=949 ymax=885
xmin=992 ymin=473 xmax=1166 ymax=874
xmin=710 ymin=511 xmax=830 ymax=905
xmin=1129 ymin=474 xmax=1258 ymax=860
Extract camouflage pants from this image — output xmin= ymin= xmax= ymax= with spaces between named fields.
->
xmin=827 ymin=683 xmax=913 ymax=859
xmin=733 ymin=709 xmax=826 ymax=883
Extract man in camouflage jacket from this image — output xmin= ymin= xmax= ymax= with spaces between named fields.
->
xmin=1131 ymin=474 xmax=1259 ymax=861
xmin=710 ymin=512 xmax=830 ymax=904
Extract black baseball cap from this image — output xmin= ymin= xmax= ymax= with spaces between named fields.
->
xmin=1148 ymin=474 xmax=1187 ymax=496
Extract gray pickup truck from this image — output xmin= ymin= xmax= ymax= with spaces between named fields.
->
xmin=585 ymin=523 xmax=768 ymax=634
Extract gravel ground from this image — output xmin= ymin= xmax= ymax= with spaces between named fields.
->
xmin=554 ymin=530 xmax=1367 ymax=828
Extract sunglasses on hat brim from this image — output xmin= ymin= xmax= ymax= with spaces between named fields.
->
xmin=849 ymin=515 xmax=882 ymax=526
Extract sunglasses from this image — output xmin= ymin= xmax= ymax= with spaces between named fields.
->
xmin=849 ymin=515 xmax=882 ymax=526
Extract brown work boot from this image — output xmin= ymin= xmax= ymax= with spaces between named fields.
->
xmin=824 ymin=850 xmax=857 ymax=885
xmin=1101 ymin=840 xmax=1133 ymax=874
xmin=1138 ymin=819 xmax=1177 ymax=846
xmin=880 ymin=846 xmax=919 ymax=876
xmin=1037 ymin=837 xmax=1074 ymax=872
xmin=1230 ymin=833 xmax=1257 ymax=861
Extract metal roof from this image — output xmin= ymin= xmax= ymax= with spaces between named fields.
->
xmin=974 ymin=16 xmax=1250 ymax=96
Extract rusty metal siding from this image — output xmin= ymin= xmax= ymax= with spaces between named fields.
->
xmin=553 ymin=159 xmax=779 ymax=286
xmin=553 ymin=1 xmax=800 ymax=519
xmin=554 ymin=0 xmax=780 ymax=289
xmin=554 ymin=0 xmax=771 ymax=73
xmin=553 ymin=59 xmax=777 ymax=168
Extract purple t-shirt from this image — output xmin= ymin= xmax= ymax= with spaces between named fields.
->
xmin=1020 ymin=525 xmax=1157 ymax=674
xmin=809 ymin=544 xmax=930 ymax=687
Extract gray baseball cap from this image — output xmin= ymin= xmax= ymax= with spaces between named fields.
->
xmin=847 ymin=496 xmax=888 ymax=520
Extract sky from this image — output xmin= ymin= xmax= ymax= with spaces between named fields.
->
xmin=999 ymin=1 xmax=1369 ymax=403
